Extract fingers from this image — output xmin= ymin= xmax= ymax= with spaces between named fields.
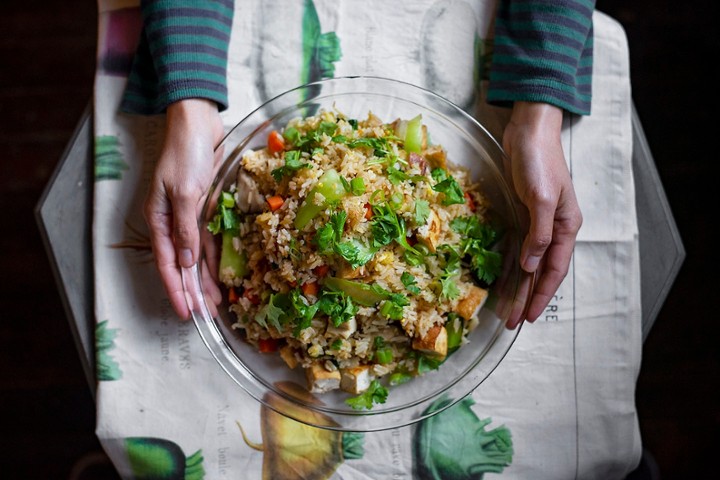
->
xmin=520 ymin=188 xmax=556 ymax=273
xmin=168 ymin=183 xmax=201 ymax=269
xmin=144 ymin=195 xmax=192 ymax=320
xmin=522 ymin=197 xmax=582 ymax=322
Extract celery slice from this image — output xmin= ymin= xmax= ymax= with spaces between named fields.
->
xmin=294 ymin=168 xmax=346 ymax=229
xmin=219 ymin=231 xmax=249 ymax=280
xmin=323 ymin=277 xmax=388 ymax=306
xmin=404 ymin=115 xmax=423 ymax=153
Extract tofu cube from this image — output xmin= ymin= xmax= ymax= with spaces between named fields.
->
xmin=305 ymin=362 xmax=341 ymax=393
xmin=326 ymin=317 xmax=357 ymax=339
xmin=412 ymin=325 xmax=448 ymax=359
xmin=455 ymin=286 xmax=489 ymax=320
xmin=416 ymin=209 xmax=440 ymax=252
xmin=279 ymin=345 xmax=299 ymax=369
xmin=340 ymin=365 xmax=374 ymax=394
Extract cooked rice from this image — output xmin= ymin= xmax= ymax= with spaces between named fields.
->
xmin=217 ymin=108 xmax=498 ymax=399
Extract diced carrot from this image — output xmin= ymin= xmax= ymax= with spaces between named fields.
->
xmin=364 ymin=202 xmax=373 ymax=220
xmin=243 ymin=288 xmax=260 ymax=305
xmin=266 ymin=195 xmax=284 ymax=212
xmin=258 ymin=338 xmax=279 ymax=353
xmin=267 ymin=130 xmax=285 ymax=154
xmin=313 ymin=264 xmax=330 ymax=278
xmin=227 ymin=287 xmax=239 ymax=304
xmin=464 ymin=192 xmax=476 ymax=212
xmin=301 ymin=280 xmax=319 ymax=297
xmin=288 ymin=280 xmax=297 ymax=288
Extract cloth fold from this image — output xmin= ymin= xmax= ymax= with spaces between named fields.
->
xmin=92 ymin=1 xmax=641 ymax=478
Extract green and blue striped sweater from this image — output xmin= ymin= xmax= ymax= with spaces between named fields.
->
xmin=121 ymin=0 xmax=595 ymax=116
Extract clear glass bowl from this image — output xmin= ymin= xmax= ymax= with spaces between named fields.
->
xmin=182 ymin=76 xmax=530 ymax=432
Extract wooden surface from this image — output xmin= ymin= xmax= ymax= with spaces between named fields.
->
xmin=1 ymin=0 xmax=716 ymax=478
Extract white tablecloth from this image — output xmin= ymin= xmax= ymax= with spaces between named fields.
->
xmin=92 ymin=1 xmax=641 ymax=478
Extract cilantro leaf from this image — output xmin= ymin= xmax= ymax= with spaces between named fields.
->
xmin=334 ymin=239 xmax=375 ymax=269
xmin=289 ymin=289 xmax=319 ymax=336
xmin=313 ymin=211 xmax=376 ymax=268
xmin=255 ymin=293 xmax=289 ymax=331
xmin=417 ymin=354 xmax=444 ymax=374
xmin=316 ymin=290 xmax=358 ymax=327
xmin=386 ymin=166 xmax=410 ymax=185
xmin=440 ymin=276 xmax=461 ymax=300
xmin=469 ymin=246 xmax=502 ymax=284
xmin=432 ymin=176 xmax=465 ymax=205
xmin=370 ymin=204 xmax=421 ymax=260
xmin=414 ymin=199 xmax=430 ymax=226
xmin=347 ymin=137 xmax=391 ymax=157
xmin=431 ymin=168 xmax=448 ymax=183
xmin=207 ymin=191 xmax=241 ymax=235
xmin=345 ymin=380 xmax=389 ymax=410
xmin=313 ymin=211 xmax=346 ymax=254
xmin=450 ymin=216 xmax=502 ymax=284
xmin=437 ymin=244 xmax=462 ymax=300
xmin=271 ymin=150 xmax=311 ymax=182
xmin=401 ymin=272 xmax=421 ymax=295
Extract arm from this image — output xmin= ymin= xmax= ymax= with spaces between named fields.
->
xmin=488 ymin=0 xmax=594 ymax=326
xmin=122 ymin=0 xmax=234 ymax=319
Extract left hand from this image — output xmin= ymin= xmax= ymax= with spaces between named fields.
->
xmin=144 ymin=98 xmax=225 ymax=319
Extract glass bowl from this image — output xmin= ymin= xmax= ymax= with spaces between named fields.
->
xmin=182 ymin=76 xmax=530 ymax=432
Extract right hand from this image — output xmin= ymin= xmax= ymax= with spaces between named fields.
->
xmin=144 ymin=99 xmax=225 ymax=319
xmin=502 ymin=102 xmax=583 ymax=328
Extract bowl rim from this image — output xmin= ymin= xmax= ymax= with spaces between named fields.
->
xmin=184 ymin=75 xmax=526 ymax=431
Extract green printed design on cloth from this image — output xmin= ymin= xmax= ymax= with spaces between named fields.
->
xmin=124 ymin=437 xmax=204 ymax=480
xmin=301 ymin=0 xmax=341 ymax=99
xmin=414 ymin=396 xmax=514 ymax=479
xmin=96 ymin=319 xmax=122 ymax=381
xmin=95 ymin=135 xmax=128 ymax=181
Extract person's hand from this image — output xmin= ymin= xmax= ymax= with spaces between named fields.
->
xmin=502 ymin=102 xmax=583 ymax=327
xmin=144 ymin=98 xmax=225 ymax=319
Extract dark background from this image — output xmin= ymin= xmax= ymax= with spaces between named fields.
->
xmin=1 ymin=0 xmax=717 ymax=478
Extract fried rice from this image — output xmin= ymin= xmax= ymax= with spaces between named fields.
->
xmin=210 ymin=108 xmax=501 ymax=408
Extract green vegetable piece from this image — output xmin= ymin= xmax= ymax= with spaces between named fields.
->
xmin=271 ymin=150 xmax=311 ymax=182
xmin=450 ymin=216 xmax=502 ymax=284
xmin=432 ymin=175 xmax=465 ymax=205
xmin=316 ymin=289 xmax=358 ymax=327
xmin=379 ymin=296 xmax=408 ymax=320
xmin=219 ymin=231 xmax=249 ymax=280
xmin=345 ymin=379 xmax=389 ymax=410
xmin=323 ymin=277 xmax=389 ymax=306
xmin=373 ymin=336 xmax=393 ymax=364
xmin=375 ymin=347 xmax=393 ymax=364
xmin=207 ymin=191 xmax=241 ymax=235
xmin=445 ymin=313 xmax=463 ymax=354
xmin=350 ymin=177 xmax=366 ymax=195
xmin=414 ymin=396 xmax=514 ymax=479
xmin=294 ymin=168 xmax=346 ymax=229
xmin=334 ymin=239 xmax=375 ymax=269
xmin=414 ymin=199 xmax=431 ymax=226
xmin=401 ymin=272 xmax=421 ymax=295
xmin=405 ymin=115 xmax=423 ymax=153
xmin=389 ymin=370 xmax=413 ymax=386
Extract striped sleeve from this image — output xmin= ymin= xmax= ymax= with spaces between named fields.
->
xmin=487 ymin=0 xmax=595 ymax=115
xmin=120 ymin=0 xmax=234 ymax=114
